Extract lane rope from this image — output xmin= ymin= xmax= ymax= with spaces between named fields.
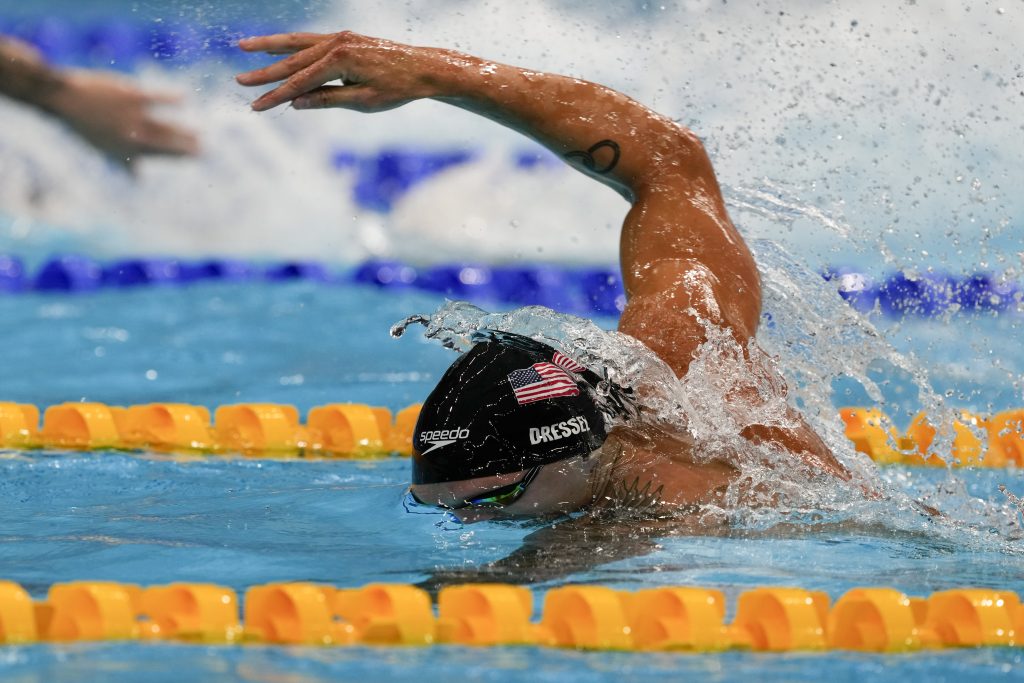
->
xmin=1 ymin=401 xmax=1022 ymax=467
xmin=0 ymin=579 xmax=1021 ymax=652
xmin=2 ymin=254 xmax=1020 ymax=318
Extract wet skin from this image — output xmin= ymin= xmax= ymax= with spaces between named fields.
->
xmin=237 ymin=31 xmax=851 ymax=519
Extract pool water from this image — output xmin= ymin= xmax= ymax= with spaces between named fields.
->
xmin=0 ymin=281 xmax=458 ymax=412
xmin=1 ymin=281 xmax=1023 ymax=681
xmin=3 ymin=1 xmax=1024 ymax=679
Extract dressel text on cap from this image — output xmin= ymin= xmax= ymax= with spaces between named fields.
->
xmin=529 ymin=416 xmax=590 ymax=445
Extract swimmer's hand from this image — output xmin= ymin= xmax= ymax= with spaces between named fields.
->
xmin=49 ymin=70 xmax=199 ymax=165
xmin=1 ymin=37 xmax=197 ymax=164
xmin=237 ymin=32 xmax=440 ymax=113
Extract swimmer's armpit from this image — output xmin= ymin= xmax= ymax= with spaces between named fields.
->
xmin=607 ymin=475 xmax=665 ymax=509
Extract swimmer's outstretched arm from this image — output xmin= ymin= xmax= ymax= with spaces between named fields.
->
xmin=237 ymin=32 xmax=760 ymax=361
xmin=238 ymin=32 xmax=848 ymax=481
xmin=238 ymin=32 xmax=702 ymax=203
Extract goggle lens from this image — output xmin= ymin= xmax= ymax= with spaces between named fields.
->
xmin=410 ymin=466 xmax=542 ymax=511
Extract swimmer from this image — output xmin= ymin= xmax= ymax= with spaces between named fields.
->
xmin=237 ymin=31 xmax=855 ymax=524
xmin=0 ymin=36 xmax=198 ymax=165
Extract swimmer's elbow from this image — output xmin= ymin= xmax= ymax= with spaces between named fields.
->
xmin=632 ymin=124 xmax=714 ymax=192
xmin=665 ymin=126 xmax=712 ymax=171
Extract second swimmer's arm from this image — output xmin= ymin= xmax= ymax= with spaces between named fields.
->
xmin=0 ymin=36 xmax=198 ymax=161
xmin=237 ymin=31 xmax=707 ymax=203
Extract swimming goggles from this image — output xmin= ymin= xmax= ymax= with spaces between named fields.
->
xmin=409 ymin=465 xmax=542 ymax=511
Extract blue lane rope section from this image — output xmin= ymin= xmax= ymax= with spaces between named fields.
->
xmin=821 ymin=267 xmax=1020 ymax=317
xmin=0 ymin=254 xmax=1020 ymax=318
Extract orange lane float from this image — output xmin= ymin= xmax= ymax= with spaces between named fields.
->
xmin=41 ymin=403 xmax=122 ymax=450
xmin=923 ymin=589 xmax=1021 ymax=648
xmin=391 ymin=403 xmax=422 ymax=455
xmin=0 ymin=403 xmax=39 ymax=449
xmin=244 ymin=582 xmax=343 ymax=645
xmin=437 ymin=583 xmax=538 ymax=646
xmin=827 ymin=587 xmax=923 ymax=652
xmin=214 ymin=403 xmax=303 ymax=455
xmin=306 ymin=403 xmax=390 ymax=457
xmin=0 ymin=580 xmax=36 ymax=645
xmin=140 ymin=583 xmax=242 ymax=643
xmin=837 ymin=408 xmax=904 ymax=465
xmin=121 ymin=404 xmax=215 ymax=452
xmin=732 ymin=587 xmax=830 ymax=652
xmin=334 ymin=584 xmax=435 ymax=645
xmin=986 ymin=410 xmax=1024 ymax=466
xmin=0 ymin=401 xmax=423 ymax=458
xmin=539 ymin=586 xmax=632 ymax=650
xmin=839 ymin=406 xmax=1024 ymax=467
xmin=624 ymin=586 xmax=734 ymax=651
xmin=43 ymin=581 xmax=140 ymax=642
xmin=2 ymin=400 xmax=1023 ymax=466
xmin=1 ymin=580 xmax=1022 ymax=653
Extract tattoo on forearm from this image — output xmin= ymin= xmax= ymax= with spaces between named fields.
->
xmin=564 ymin=139 xmax=621 ymax=175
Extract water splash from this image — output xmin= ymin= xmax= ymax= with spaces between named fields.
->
xmin=393 ymin=247 xmax=1024 ymax=549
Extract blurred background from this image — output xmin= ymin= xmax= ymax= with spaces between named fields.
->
xmin=1 ymin=0 xmax=1020 ymax=273
xmin=1 ymin=0 xmax=1023 ymax=417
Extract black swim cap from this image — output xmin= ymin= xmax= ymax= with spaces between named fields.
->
xmin=412 ymin=332 xmax=609 ymax=485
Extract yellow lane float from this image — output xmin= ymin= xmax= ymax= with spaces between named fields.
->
xmin=1 ymin=400 xmax=1022 ymax=466
xmin=1 ymin=580 xmax=1023 ymax=653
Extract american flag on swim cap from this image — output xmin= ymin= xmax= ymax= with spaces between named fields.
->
xmin=552 ymin=351 xmax=585 ymax=373
xmin=507 ymin=362 xmax=580 ymax=405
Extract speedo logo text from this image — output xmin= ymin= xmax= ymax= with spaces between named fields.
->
xmin=529 ymin=416 xmax=589 ymax=445
xmin=419 ymin=428 xmax=470 ymax=455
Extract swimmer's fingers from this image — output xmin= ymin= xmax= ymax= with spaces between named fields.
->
xmin=291 ymin=85 xmax=400 ymax=112
xmin=236 ymin=39 xmax=336 ymax=87
xmin=133 ymin=119 xmax=201 ymax=157
xmin=142 ymin=91 xmax=184 ymax=106
xmin=238 ymin=32 xmax=329 ymax=55
xmin=250 ymin=54 xmax=348 ymax=111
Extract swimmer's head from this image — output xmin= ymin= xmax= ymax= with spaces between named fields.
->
xmin=410 ymin=332 xmax=609 ymax=514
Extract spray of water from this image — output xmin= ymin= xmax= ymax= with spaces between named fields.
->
xmin=2 ymin=0 xmax=1022 ymax=550
xmin=3 ymin=0 xmax=1022 ymax=269
xmin=392 ymin=234 xmax=1024 ymax=548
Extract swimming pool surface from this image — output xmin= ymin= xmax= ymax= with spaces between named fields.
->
xmin=1 ymin=281 xmax=1023 ymax=681
xmin=4 ymin=0 xmax=1024 ymax=678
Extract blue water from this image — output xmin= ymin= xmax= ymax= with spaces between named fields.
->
xmin=0 ymin=282 xmax=463 ymax=412
xmin=4 ymin=0 xmax=1024 ymax=678
xmin=1 ymin=642 xmax=1022 ymax=683
xmin=2 ymin=282 xmax=1024 ymax=682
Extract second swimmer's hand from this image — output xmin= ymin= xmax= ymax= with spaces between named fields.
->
xmin=236 ymin=31 xmax=440 ymax=113
xmin=51 ymin=70 xmax=199 ymax=164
